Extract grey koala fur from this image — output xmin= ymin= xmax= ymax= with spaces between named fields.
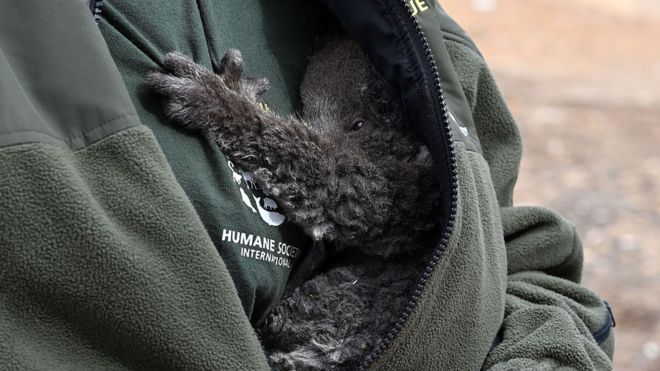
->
xmin=148 ymin=39 xmax=443 ymax=370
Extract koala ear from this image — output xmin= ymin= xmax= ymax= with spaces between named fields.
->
xmin=314 ymin=32 xmax=347 ymax=53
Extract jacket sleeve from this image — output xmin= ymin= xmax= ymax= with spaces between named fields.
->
xmin=442 ymin=30 xmax=615 ymax=371
xmin=0 ymin=1 xmax=269 ymax=370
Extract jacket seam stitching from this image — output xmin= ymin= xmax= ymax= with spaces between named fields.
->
xmin=67 ymin=112 xmax=139 ymax=143
xmin=0 ymin=112 xmax=139 ymax=150
xmin=442 ymin=31 xmax=480 ymax=55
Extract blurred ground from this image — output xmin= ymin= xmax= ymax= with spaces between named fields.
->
xmin=441 ymin=0 xmax=660 ymax=369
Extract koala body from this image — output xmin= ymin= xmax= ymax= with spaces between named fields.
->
xmin=148 ymin=39 xmax=442 ymax=370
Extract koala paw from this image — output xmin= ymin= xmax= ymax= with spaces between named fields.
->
xmin=147 ymin=50 xmax=269 ymax=129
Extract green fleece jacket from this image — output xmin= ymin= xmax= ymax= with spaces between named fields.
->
xmin=0 ymin=0 xmax=614 ymax=370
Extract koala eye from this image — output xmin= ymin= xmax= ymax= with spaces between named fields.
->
xmin=350 ymin=119 xmax=365 ymax=132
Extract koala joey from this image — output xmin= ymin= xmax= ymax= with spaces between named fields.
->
xmin=148 ymin=39 xmax=443 ymax=370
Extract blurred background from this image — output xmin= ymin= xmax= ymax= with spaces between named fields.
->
xmin=441 ymin=0 xmax=660 ymax=369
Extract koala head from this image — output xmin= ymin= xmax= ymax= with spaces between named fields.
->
xmin=300 ymin=40 xmax=428 ymax=165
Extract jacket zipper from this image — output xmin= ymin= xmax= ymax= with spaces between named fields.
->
xmin=89 ymin=0 xmax=104 ymax=23
xmin=359 ymin=1 xmax=459 ymax=369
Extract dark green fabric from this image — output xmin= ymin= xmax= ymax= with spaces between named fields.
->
xmin=371 ymin=143 xmax=508 ymax=370
xmin=442 ymin=38 xmax=522 ymax=208
xmin=0 ymin=1 xmax=269 ymax=369
xmin=99 ymin=0 xmax=320 ymax=323
xmin=0 ymin=128 xmax=268 ymax=370
xmin=445 ymin=38 xmax=614 ymax=369
xmin=0 ymin=0 xmax=614 ymax=370
xmin=0 ymin=0 xmax=138 ymax=150
xmin=371 ymin=3 xmax=613 ymax=369
xmin=417 ymin=3 xmax=483 ymax=153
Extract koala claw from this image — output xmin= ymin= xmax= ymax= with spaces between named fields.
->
xmin=219 ymin=49 xmax=244 ymax=87
xmin=219 ymin=49 xmax=270 ymax=100
xmin=162 ymin=51 xmax=211 ymax=80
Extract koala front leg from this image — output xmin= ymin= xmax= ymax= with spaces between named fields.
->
xmin=148 ymin=51 xmax=392 ymax=245
xmin=147 ymin=50 xmax=331 ymax=196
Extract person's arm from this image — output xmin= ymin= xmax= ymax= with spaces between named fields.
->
xmin=441 ymin=23 xmax=614 ymax=370
xmin=0 ymin=1 xmax=268 ymax=369
xmin=485 ymin=207 xmax=614 ymax=370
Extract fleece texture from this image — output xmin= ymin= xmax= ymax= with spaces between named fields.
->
xmin=0 ymin=128 xmax=268 ymax=370
xmin=371 ymin=2 xmax=614 ymax=369
xmin=370 ymin=144 xmax=508 ymax=370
